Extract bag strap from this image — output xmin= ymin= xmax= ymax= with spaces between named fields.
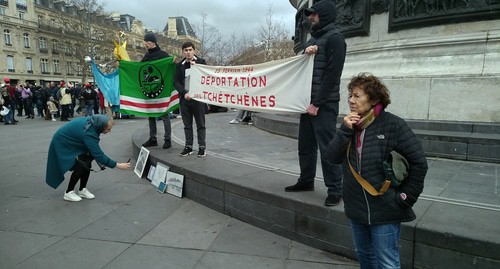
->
xmin=346 ymin=141 xmax=391 ymax=196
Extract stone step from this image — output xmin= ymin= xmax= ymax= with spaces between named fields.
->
xmin=252 ymin=113 xmax=500 ymax=163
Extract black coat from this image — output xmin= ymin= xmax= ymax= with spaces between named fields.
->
xmin=326 ymin=111 xmax=428 ymax=225
xmin=304 ymin=0 xmax=346 ymax=107
xmin=1 ymin=89 xmax=11 ymax=106
xmin=141 ymin=46 xmax=169 ymax=62
xmin=174 ymin=56 xmax=207 ymax=99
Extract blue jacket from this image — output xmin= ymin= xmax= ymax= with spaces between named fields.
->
xmin=45 ymin=117 xmax=117 ymax=189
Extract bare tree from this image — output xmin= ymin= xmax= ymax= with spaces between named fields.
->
xmin=227 ymin=32 xmax=240 ymax=63
xmin=257 ymin=1 xmax=294 ymax=62
xmin=209 ymin=33 xmax=229 ymax=65
xmin=192 ymin=12 xmax=221 ymax=63
xmin=192 ymin=3 xmax=293 ymax=65
xmin=61 ymin=0 xmax=113 ymax=82
xmin=227 ymin=1 xmax=294 ymax=65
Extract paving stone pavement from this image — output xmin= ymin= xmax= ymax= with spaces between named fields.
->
xmin=0 ymin=113 xmax=359 ymax=269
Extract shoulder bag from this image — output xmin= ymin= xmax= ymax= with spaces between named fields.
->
xmin=346 ymin=142 xmax=408 ymax=196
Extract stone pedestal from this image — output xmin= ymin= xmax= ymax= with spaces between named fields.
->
xmin=341 ymin=13 xmax=500 ymax=122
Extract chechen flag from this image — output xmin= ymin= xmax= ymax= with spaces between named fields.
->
xmin=119 ymin=57 xmax=178 ymax=117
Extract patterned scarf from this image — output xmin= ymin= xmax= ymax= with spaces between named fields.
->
xmin=354 ymin=102 xmax=383 ymax=131
xmin=353 ymin=103 xmax=383 ymax=154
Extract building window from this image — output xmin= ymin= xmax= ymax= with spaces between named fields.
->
xmin=0 ymin=7 xmax=6 ymax=16
xmin=94 ymin=46 xmax=101 ymax=60
xmin=3 ymin=29 xmax=11 ymax=45
xmin=23 ymin=33 xmax=30 ymax=48
xmin=39 ymin=37 xmax=47 ymax=48
xmin=26 ymin=57 xmax=33 ymax=73
xmin=76 ymin=63 xmax=82 ymax=75
xmin=53 ymin=60 xmax=60 ymax=74
xmin=66 ymin=61 xmax=73 ymax=75
xmin=19 ymin=11 xmax=25 ymax=19
xmin=40 ymin=58 xmax=49 ymax=74
xmin=64 ymin=42 xmax=72 ymax=56
xmin=39 ymin=37 xmax=48 ymax=53
xmin=52 ymin=39 xmax=59 ymax=54
xmin=16 ymin=0 xmax=27 ymax=10
xmin=7 ymin=55 xmax=15 ymax=72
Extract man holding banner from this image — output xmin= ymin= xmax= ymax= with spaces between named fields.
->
xmin=174 ymin=42 xmax=208 ymax=157
xmin=284 ymin=0 xmax=347 ymax=207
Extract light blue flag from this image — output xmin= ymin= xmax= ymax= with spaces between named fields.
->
xmin=90 ymin=60 xmax=120 ymax=105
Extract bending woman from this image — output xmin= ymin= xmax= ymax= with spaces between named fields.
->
xmin=45 ymin=114 xmax=130 ymax=202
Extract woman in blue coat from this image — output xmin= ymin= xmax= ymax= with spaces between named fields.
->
xmin=45 ymin=114 xmax=130 ymax=202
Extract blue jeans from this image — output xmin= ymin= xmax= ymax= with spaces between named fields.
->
xmin=350 ymin=220 xmax=401 ymax=269
xmin=85 ymin=104 xmax=94 ymax=116
xmin=3 ymin=104 xmax=14 ymax=124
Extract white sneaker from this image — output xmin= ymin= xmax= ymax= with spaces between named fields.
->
xmin=63 ymin=191 xmax=82 ymax=202
xmin=51 ymin=118 xmax=56 ymax=122
xmin=78 ymin=188 xmax=95 ymax=199
xmin=229 ymin=119 xmax=240 ymax=124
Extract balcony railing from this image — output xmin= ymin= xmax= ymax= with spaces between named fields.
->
xmin=27 ymin=70 xmax=33 ymax=74
xmin=0 ymin=0 xmax=8 ymax=7
xmin=38 ymin=23 xmax=63 ymax=34
xmin=39 ymin=48 xmax=48 ymax=53
xmin=8 ymin=69 xmax=15 ymax=72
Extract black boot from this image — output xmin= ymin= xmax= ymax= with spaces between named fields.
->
xmin=142 ymin=138 xmax=158 ymax=147
xmin=284 ymin=181 xmax=314 ymax=192
xmin=162 ymin=140 xmax=172 ymax=149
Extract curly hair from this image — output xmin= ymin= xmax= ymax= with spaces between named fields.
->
xmin=347 ymin=73 xmax=391 ymax=109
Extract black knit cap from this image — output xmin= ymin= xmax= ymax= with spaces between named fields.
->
xmin=144 ymin=33 xmax=157 ymax=43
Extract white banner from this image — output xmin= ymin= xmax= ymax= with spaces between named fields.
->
xmin=189 ymin=54 xmax=314 ymax=114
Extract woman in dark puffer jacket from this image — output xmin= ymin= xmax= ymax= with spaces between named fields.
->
xmin=326 ymin=73 xmax=428 ymax=269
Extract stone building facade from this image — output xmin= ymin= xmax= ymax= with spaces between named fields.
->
xmin=0 ymin=0 xmax=199 ymax=86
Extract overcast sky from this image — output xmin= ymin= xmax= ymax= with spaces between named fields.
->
xmin=100 ymin=0 xmax=298 ymax=40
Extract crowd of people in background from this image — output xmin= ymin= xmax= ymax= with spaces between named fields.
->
xmin=0 ymin=77 xmax=109 ymax=125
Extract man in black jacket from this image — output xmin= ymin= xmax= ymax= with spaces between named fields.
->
xmin=141 ymin=33 xmax=172 ymax=149
xmin=284 ymin=0 xmax=346 ymax=207
xmin=174 ymin=42 xmax=207 ymax=157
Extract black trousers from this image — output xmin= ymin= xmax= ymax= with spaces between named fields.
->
xmin=180 ymin=98 xmax=206 ymax=148
xmin=66 ymin=154 xmax=92 ymax=193
xmin=298 ymin=102 xmax=343 ymax=196
xmin=61 ymin=104 xmax=71 ymax=120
